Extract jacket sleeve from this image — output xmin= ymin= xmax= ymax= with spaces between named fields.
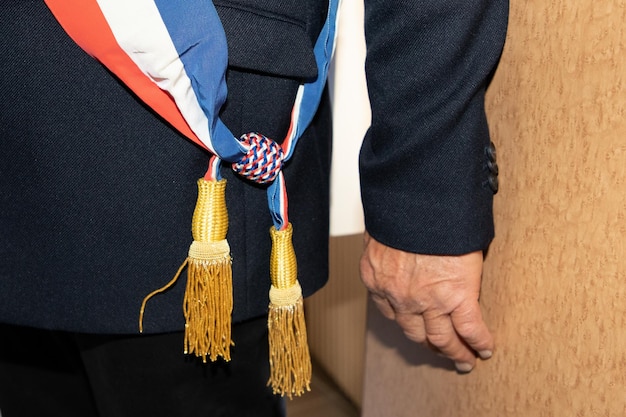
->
xmin=360 ymin=0 xmax=508 ymax=255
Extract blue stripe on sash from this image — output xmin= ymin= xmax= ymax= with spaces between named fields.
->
xmin=153 ymin=0 xmax=245 ymax=162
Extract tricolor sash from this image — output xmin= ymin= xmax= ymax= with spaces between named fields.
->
xmin=45 ymin=0 xmax=340 ymax=398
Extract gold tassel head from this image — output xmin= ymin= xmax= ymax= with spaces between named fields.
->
xmin=267 ymin=223 xmax=312 ymax=398
xmin=191 ymin=178 xmax=229 ymax=242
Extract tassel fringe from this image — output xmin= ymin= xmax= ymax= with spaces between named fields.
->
xmin=184 ymin=240 xmax=233 ymax=362
xmin=268 ymin=285 xmax=311 ymax=398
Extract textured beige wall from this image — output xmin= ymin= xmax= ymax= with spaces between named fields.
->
xmin=362 ymin=0 xmax=626 ymax=416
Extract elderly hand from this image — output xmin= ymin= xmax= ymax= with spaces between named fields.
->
xmin=359 ymin=232 xmax=494 ymax=372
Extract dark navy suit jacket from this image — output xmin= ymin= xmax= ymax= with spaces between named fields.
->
xmin=0 ymin=0 xmax=507 ymax=334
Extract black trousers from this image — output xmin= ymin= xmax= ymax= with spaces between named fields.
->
xmin=0 ymin=317 xmax=285 ymax=417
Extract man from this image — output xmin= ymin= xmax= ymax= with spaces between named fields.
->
xmin=0 ymin=0 xmax=507 ymax=416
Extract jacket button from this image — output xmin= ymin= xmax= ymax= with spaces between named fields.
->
xmin=486 ymin=142 xmax=497 ymax=161
xmin=487 ymin=159 xmax=499 ymax=175
xmin=484 ymin=142 xmax=499 ymax=194
xmin=488 ymin=174 xmax=499 ymax=194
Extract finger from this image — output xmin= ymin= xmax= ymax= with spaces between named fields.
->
xmin=422 ymin=312 xmax=477 ymax=371
xmin=450 ymin=302 xmax=494 ymax=360
xmin=395 ymin=312 xmax=426 ymax=344
xmin=370 ymin=293 xmax=396 ymax=320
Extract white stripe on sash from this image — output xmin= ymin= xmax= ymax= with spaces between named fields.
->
xmin=95 ymin=0 xmax=216 ymax=154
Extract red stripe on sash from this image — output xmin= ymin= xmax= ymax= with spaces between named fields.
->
xmin=44 ymin=0 xmax=205 ymax=149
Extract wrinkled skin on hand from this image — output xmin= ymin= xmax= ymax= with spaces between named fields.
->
xmin=359 ymin=232 xmax=494 ymax=372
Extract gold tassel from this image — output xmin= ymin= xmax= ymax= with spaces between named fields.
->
xmin=267 ymin=223 xmax=312 ymax=398
xmin=184 ymin=178 xmax=233 ymax=362
xmin=139 ymin=178 xmax=233 ymax=363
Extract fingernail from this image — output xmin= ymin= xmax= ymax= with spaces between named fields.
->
xmin=479 ymin=350 xmax=493 ymax=360
xmin=455 ymin=362 xmax=474 ymax=373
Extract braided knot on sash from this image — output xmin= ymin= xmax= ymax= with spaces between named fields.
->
xmin=232 ymin=133 xmax=284 ymax=184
